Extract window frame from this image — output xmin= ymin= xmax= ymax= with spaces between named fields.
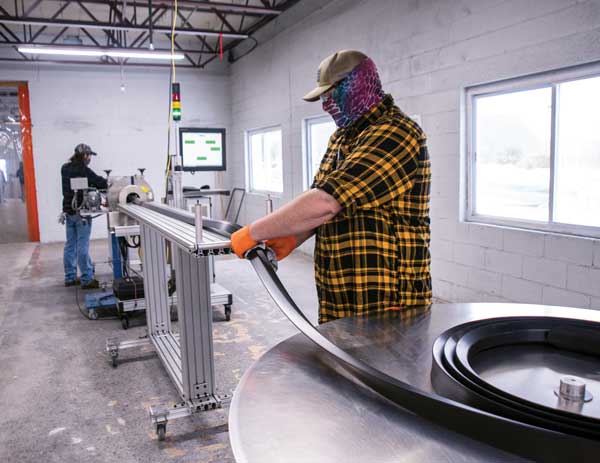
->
xmin=465 ymin=61 xmax=600 ymax=238
xmin=245 ymin=125 xmax=284 ymax=196
xmin=302 ymin=115 xmax=336 ymax=191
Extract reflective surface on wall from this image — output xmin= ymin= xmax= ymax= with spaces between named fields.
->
xmin=0 ymin=87 xmax=27 ymax=243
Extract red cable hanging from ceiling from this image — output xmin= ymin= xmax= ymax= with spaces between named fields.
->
xmin=219 ymin=31 xmax=223 ymax=60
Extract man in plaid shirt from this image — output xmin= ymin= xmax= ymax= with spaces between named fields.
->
xmin=232 ymin=50 xmax=432 ymax=323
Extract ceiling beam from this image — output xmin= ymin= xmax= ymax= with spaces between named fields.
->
xmin=0 ymin=56 xmax=200 ymax=68
xmin=49 ymin=26 xmax=69 ymax=44
xmin=76 ymin=1 xmax=123 ymax=48
xmin=151 ymin=0 xmax=281 ymax=15
xmin=129 ymin=6 xmax=167 ymax=48
xmin=213 ymin=9 xmax=236 ymax=33
xmin=29 ymin=1 xmax=71 ymax=43
xmin=0 ymin=15 xmax=249 ymax=39
xmin=201 ymin=0 xmax=301 ymax=67
xmin=40 ymin=0 xmax=281 ymax=16
xmin=0 ymin=41 xmax=217 ymax=54
xmin=24 ymin=0 xmax=44 ymax=17
xmin=0 ymin=0 xmax=301 ymax=68
xmin=176 ymin=10 xmax=214 ymax=51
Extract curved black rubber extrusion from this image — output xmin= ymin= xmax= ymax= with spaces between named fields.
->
xmin=245 ymin=248 xmax=600 ymax=462
xmin=547 ymin=325 xmax=600 ymax=357
xmin=433 ymin=319 xmax=599 ymax=440
xmin=455 ymin=319 xmax=600 ymax=431
xmin=139 ymin=203 xmax=600 ymax=461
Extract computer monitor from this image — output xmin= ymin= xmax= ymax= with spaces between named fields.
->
xmin=179 ymin=127 xmax=226 ymax=172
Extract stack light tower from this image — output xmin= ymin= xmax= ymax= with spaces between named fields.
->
xmin=172 ymin=83 xmax=181 ymax=121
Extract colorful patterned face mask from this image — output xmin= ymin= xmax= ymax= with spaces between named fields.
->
xmin=321 ymin=57 xmax=384 ymax=128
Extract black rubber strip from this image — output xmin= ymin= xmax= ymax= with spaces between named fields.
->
xmin=141 ymin=203 xmax=600 ymax=461
xmin=246 ymin=249 xmax=600 ymax=462
xmin=435 ymin=318 xmax=599 ymax=439
xmin=547 ymin=325 xmax=600 ymax=357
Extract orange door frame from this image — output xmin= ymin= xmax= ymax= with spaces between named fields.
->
xmin=18 ymin=83 xmax=40 ymax=242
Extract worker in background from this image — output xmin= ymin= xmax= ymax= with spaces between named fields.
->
xmin=61 ymin=143 xmax=107 ymax=289
xmin=231 ymin=50 xmax=432 ymax=323
xmin=16 ymin=161 xmax=24 ymax=202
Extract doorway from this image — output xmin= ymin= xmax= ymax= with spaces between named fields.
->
xmin=0 ymin=83 xmax=39 ymax=243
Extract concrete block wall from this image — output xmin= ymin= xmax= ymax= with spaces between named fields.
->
xmin=228 ymin=0 xmax=600 ymax=309
xmin=0 ymin=63 xmax=230 ymax=242
xmin=432 ymin=223 xmax=600 ymax=309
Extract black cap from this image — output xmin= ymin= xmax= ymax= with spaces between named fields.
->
xmin=74 ymin=143 xmax=97 ymax=156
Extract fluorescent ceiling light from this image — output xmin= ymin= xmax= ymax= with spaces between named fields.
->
xmin=105 ymin=50 xmax=182 ymax=60
xmin=19 ymin=47 xmax=103 ymax=57
xmin=17 ymin=46 xmax=184 ymax=61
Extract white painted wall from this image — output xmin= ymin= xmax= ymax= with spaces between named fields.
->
xmin=0 ymin=62 xmax=230 ymax=242
xmin=228 ymin=0 xmax=600 ymax=309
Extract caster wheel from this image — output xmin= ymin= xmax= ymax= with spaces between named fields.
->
xmin=111 ymin=355 xmax=118 ymax=368
xmin=88 ymin=309 xmax=98 ymax=320
xmin=157 ymin=423 xmax=167 ymax=441
xmin=121 ymin=316 xmax=129 ymax=330
xmin=225 ymin=305 xmax=231 ymax=322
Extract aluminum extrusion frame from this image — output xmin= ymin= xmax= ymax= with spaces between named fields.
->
xmin=108 ymin=202 xmax=230 ymax=439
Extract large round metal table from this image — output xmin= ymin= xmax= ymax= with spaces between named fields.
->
xmin=229 ymin=303 xmax=600 ymax=462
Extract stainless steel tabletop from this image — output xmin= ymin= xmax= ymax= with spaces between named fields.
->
xmin=229 ymin=303 xmax=600 ymax=463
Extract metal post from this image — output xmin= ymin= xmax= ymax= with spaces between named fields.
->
xmin=108 ymin=202 xmax=228 ymax=439
xmin=171 ymin=155 xmax=184 ymax=210
xmin=195 ymin=201 xmax=203 ymax=246
xmin=140 ymin=224 xmax=171 ymax=335
xmin=147 ymin=0 xmax=154 ymax=49
xmin=265 ymin=194 xmax=273 ymax=214
xmin=175 ymin=247 xmax=216 ymax=400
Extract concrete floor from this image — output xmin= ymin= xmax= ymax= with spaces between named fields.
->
xmin=0 ymin=197 xmax=28 ymax=243
xmin=0 ymin=239 xmax=318 ymax=463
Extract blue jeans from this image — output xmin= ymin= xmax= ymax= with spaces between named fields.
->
xmin=63 ymin=214 xmax=94 ymax=284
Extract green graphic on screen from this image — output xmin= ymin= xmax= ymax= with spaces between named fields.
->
xmin=181 ymin=132 xmax=224 ymax=169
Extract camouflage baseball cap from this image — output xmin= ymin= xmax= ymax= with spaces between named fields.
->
xmin=74 ymin=143 xmax=97 ymax=156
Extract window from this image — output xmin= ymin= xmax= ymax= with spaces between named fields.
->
xmin=246 ymin=126 xmax=283 ymax=194
xmin=466 ymin=63 xmax=600 ymax=236
xmin=303 ymin=116 xmax=336 ymax=189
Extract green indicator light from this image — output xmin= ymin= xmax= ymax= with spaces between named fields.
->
xmin=197 ymin=156 xmax=207 ymax=160
xmin=205 ymin=140 xmax=216 ymax=144
xmin=184 ymin=140 xmax=195 ymax=144
xmin=210 ymin=147 xmax=221 ymax=151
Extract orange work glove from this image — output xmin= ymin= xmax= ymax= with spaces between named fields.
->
xmin=265 ymin=235 xmax=297 ymax=261
xmin=231 ymin=226 xmax=258 ymax=258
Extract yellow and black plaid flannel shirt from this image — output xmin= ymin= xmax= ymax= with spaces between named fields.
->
xmin=312 ymin=94 xmax=432 ymax=323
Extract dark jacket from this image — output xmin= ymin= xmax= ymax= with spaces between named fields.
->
xmin=61 ymin=160 xmax=108 ymax=214
xmin=16 ymin=162 xmax=24 ymax=184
